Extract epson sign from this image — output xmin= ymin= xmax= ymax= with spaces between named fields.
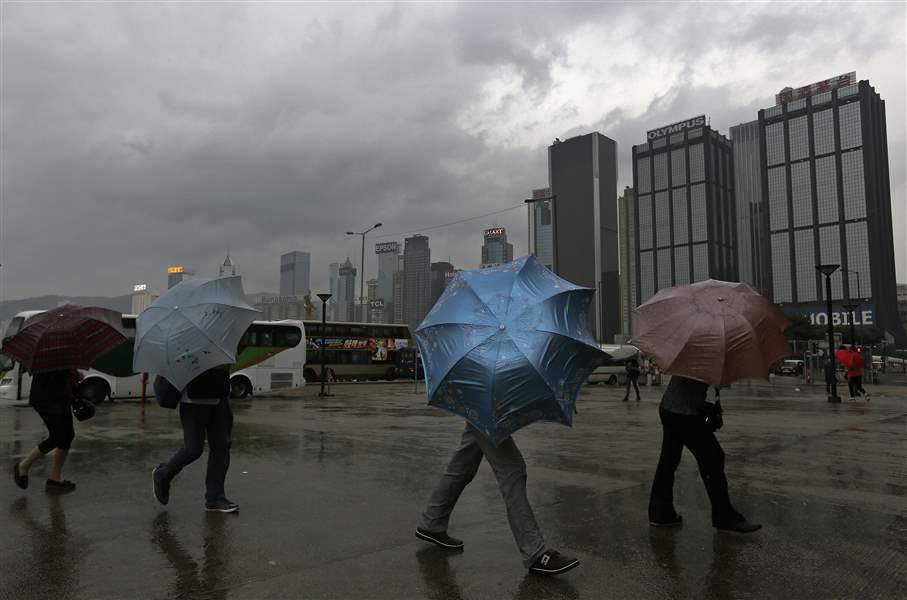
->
xmin=646 ymin=115 xmax=706 ymax=140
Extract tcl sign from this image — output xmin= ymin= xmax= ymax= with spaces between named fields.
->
xmin=646 ymin=115 xmax=706 ymax=140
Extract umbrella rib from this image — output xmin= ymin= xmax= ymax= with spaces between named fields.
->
xmin=419 ymin=325 xmax=500 ymax=395
xmin=177 ymin=304 xmax=258 ymax=359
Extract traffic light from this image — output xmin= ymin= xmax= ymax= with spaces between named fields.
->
xmin=856 ymin=346 xmax=862 ymax=354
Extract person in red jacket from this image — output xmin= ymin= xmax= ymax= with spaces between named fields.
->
xmin=847 ymin=347 xmax=868 ymax=401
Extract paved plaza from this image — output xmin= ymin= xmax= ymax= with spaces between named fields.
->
xmin=1 ymin=377 xmax=906 ymax=599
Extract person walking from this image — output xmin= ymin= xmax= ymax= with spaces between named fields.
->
xmin=847 ymin=347 xmax=868 ymax=401
xmin=416 ymin=423 xmax=580 ymax=576
xmin=622 ymin=358 xmax=642 ymax=402
xmin=12 ymin=369 xmax=81 ymax=493
xmin=648 ymin=375 xmax=761 ymax=533
xmin=152 ymin=365 xmax=238 ymax=513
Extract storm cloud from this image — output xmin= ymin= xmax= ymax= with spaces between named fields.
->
xmin=1 ymin=2 xmax=904 ymax=300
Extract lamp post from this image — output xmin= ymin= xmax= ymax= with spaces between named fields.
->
xmin=347 ymin=223 xmax=382 ymax=322
xmin=316 ymin=293 xmax=333 ymax=397
xmin=816 ymin=264 xmax=841 ymax=403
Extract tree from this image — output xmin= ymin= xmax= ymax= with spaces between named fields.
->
xmin=785 ymin=315 xmax=825 ymax=341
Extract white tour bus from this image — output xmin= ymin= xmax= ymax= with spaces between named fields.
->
xmin=0 ymin=311 xmax=305 ymax=401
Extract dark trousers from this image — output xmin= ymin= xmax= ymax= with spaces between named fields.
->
xmin=158 ymin=400 xmax=233 ymax=503
xmin=848 ymin=376 xmax=865 ymax=397
xmin=649 ymin=408 xmax=741 ymax=524
xmin=35 ymin=407 xmax=75 ymax=454
xmin=623 ymin=377 xmax=640 ymax=400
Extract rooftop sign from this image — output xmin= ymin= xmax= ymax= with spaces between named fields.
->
xmin=167 ymin=266 xmax=184 ymax=274
xmin=776 ymin=72 xmax=856 ymax=105
xmin=133 ymin=284 xmax=147 ymax=292
xmin=485 ymin=227 xmax=506 ymax=237
xmin=647 ymin=115 xmax=706 ymax=140
xmin=375 ymin=241 xmax=399 ymax=254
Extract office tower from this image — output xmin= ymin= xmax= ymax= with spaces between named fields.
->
xmin=481 ymin=228 xmax=513 ymax=267
xmin=403 ymin=235 xmax=431 ymax=331
xmin=730 ymin=120 xmax=769 ymax=295
xmin=430 ymin=261 xmax=455 ymax=307
xmin=529 ymin=187 xmax=554 ymax=270
xmin=279 ymin=251 xmax=311 ymax=297
xmin=167 ymin=266 xmax=195 ymax=289
xmin=219 ymin=252 xmax=236 ymax=278
xmin=617 ymin=187 xmax=636 ymax=336
xmin=336 ymin=258 xmax=357 ymax=322
xmin=375 ymin=241 xmax=401 ymax=323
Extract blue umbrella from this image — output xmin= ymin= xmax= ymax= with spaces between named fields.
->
xmin=133 ymin=276 xmax=259 ymax=390
xmin=415 ymin=255 xmax=609 ymax=445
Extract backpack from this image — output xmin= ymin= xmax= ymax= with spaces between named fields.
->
xmin=153 ymin=376 xmax=182 ymax=410
xmin=186 ymin=368 xmax=230 ymax=400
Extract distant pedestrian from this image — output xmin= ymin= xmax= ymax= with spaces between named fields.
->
xmin=648 ymin=375 xmax=761 ymax=533
xmin=12 ymin=369 xmax=81 ymax=493
xmin=152 ymin=365 xmax=238 ymax=513
xmin=622 ymin=358 xmax=641 ymax=402
xmin=416 ymin=423 xmax=580 ymax=576
xmin=847 ymin=347 xmax=868 ymax=401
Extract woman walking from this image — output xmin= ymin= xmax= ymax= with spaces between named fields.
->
xmin=622 ymin=358 xmax=642 ymax=402
xmin=12 ymin=369 xmax=81 ymax=492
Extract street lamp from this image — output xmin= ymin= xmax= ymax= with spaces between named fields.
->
xmin=816 ymin=264 xmax=841 ymax=403
xmin=316 ymin=293 xmax=333 ymax=397
xmin=347 ymin=223 xmax=382 ymax=322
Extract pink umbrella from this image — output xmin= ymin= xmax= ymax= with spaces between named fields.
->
xmin=630 ymin=280 xmax=791 ymax=388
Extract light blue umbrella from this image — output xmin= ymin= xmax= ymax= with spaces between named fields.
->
xmin=415 ymin=255 xmax=609 ymax=445
xmin=133 ymin=276 xmax=259 ymax=390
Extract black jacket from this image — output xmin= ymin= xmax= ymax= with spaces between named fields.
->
xmin=29 ymin=370 xmax=77 ymax=415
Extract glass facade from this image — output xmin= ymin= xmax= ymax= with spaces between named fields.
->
xmin=767 ymin=167 xmax=788 ymax=231
xmin=791 ymin=161 xmax=813 ymax=227
xmin=815 ymin=156 xmax=839 ymax=224
xmin=689 ymin=144 xmax=705 ymax=182
xmin=766 ymin=122 xmax=785 ymax=166
xmin=655 ymin=192 xmax=670 ymax=247
xmin=638 ymin=194 xmax=653 ymax=250
xmin=673 ymin=187 xmax=688 ymax=244
xmin=671 ymin=148 xmax=686 ymax=186
xmin=845 ymin=221 xmax=872 ymax=294
xmin=654 ymin=153 xmax=669 ymax=191
xmin=657 ymin=248 xmax=672 ymax=290
xmin=692 ymin=243 xmax=709 ymax=282
xmin=839 ymin=101 xmax=862 ymax=150
xmin=674 ymin=245 xmax=690 ymax=285
xmin=771 ymin=232 xmax=792 ymax=302
xmin=794 ymin=229 xmax=816 ymax=301
xmin=788 ymin=116 xmax=809 ymax=161
xmin=813 ymin=109 xmax=835 ymax=155
xmin=640 ymin=251 xmax=654 ymax=302
xmin=842 ymin=150 xmax=866 ymax=220
xmin=818 ymin=225 xmax=843 ymax=299
xmin=637 ymin=158 xmax=651 ymax=194
xmin=690 ymin=183 xmax=707 ymax=242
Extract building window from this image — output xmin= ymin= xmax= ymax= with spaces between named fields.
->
xmin=838 ymin=101 xmax=862 ymax=150
xmin=838 ymin=83 xmax=859 ymax=99
xmin=842 ymin=149 xmax=866 ymax=220
xmin=640 ymin=251 xmax=655 ymax=302
xmin=788 ymin=116 xmax=809 ymax=161
xmin=688 ymin=128 xmax=703 ymax=138
xmin=787 ymin=98 xmax=807 ymax=111
xmin=764 ymin=105 xmax=782 ymax=119
xmin=766 ymin=122 xmax=785 ymax=167
xmin=637 ymin=157 xmax=651 ymax=194
xmin=812 ymin=109 xmax=835 ymax=156
xmin=671 ymin=148 xmax=686 ymax=187
xmin=845 ymin=221 xmax=872 ymax=295
xmin=654 ymin=152 xmax=669 ymax=191
xmin=655 ymin=192 xmax=670 ymax=247
xmin=818 ymin=225 xmax=844 ymax=299
xmin=690 ymin=183 xmax=707 ymax=243
xmin=638 ymin=194 xmax=653 ymax=250
xmin=674 ymin=245 xmax=690 ymax=285
xmin=635 ymin=143 xmax=650 ymax=153
xmin=794 ymin=229 xmax=816 ymax=302
xmin=670 ymin=133 xmax=685 ymax=145
xmin=813 ymin=91 xmax=832 ymax=106
xmin=672 ymin=187 xmax=689 ymax=244
xmin=815 ymin=156 xmax=839 ymax=224
xmin=689 ymin=144 xmax=705 ymax=183
xmin=767 ymin=166 xmax=788 ymax=231
xmin=771 ymin=232 xmax=792 ymax=302
xmin=657 ymin=248 xmax=672 ymax=290
xmin=653 ymin=138 xmax=667 ymax=148
xmin=791 ymin=161 xmax=813 ymax=228
xmin=692 ymin=243 xmax=709 ymax=282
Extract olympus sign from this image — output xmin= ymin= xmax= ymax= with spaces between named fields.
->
xmin=646 ymin=115 xmax=706 ymax=140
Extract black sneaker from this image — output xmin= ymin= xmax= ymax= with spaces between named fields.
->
xmin=152 ymin=465 xmax=169 ymax=506
xmin=714 ymin=518 xmax=762 ymax=533
xmin=205 ymin=499 xmax=240 ymax=513
xmin=415 ymin=527 xmax=464 ymax=549
xmin=45 ymin=479 xmax=76 ymax=493
xmin=649 ymin=513 xmax=683 ymax=527
xmin=529 ymin=549 xmax=580 ymax=576
xmin=12 ymin=462 xmax=28 ymax=490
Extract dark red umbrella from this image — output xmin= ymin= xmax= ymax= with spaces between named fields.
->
xmin=0 ymin=305 xmax=126 ymax=374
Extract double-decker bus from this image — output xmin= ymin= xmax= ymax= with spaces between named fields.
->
xmin=0 ymin=311 xmax=305 ymax=401
xmin=302 ymin=320 xmax=412 ymax=382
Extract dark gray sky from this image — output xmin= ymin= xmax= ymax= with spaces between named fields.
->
xmin=2 ymin=2 xmax=904 ymax=301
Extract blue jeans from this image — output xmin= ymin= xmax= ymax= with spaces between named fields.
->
xmin=157 ymin=399 xmax=233 ymax=503
xmin=419 ymin=424 xmax=546 ymax=567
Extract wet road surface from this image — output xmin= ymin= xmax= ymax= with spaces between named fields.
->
xmin=1 ymin=378 xmax=905 ymax=599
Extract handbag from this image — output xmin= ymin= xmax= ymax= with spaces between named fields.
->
xmin=154 ymin=376 xmax=182 ymax=410
xmin=71 ymin=397 xmax=96 ymax=421
xmin=703 ymin=391 xmax=723 ymax=432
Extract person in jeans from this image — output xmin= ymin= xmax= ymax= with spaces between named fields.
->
xmin=13 ymin=369 xmax=81 ymax=493
xmin=416 ymin=423 xmax=579 ymax=576
xmin=622 ymin=358 xmax=642 ymax=402
xmin=152 ymin=366 xmax=237 ymax=513
xmin=648 ymin=375 xmax=761 ymax=533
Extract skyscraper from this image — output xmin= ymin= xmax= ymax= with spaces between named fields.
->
xmin=480 ymin=228 xmax=513 ymax=267
xmin=392 ymin=254 xmax=405 ymax=325
xmin=403 ymin=235 xmax=431 ymax=331
xmin=632 ymin=116 xmax=737 ymax=306
xmin=375 ymin=241 xmax=401 ymax=323
xmin=529 ymin=187 xmax=554 ymax=270
xmin=167 ymin=266 xmax=195 ymax=289
xmin=328 ymin=262 xmax=340 ymax=320
xmin=730 ymin=120 xmax=769 ymax=295
xmin=548 ymin=132 xmax=619 ymax=343
xmin=280 ymin=251 xmax=311 ymax=297
xmin=219 ymin=252 xmax=236 ymax=277
xmin=430 ymin=261 xmax=455 ymax=307
xmin=336 ymin=258 xmax=357 ymax=322
xmin=617 ymin=187 xmax=636 ymax=336
xmin=755 ymin=72 xmax=905 ymax=344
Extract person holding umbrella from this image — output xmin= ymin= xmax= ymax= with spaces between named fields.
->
xmin=632 ymin=280 xmax=791 ymax=533
xmin=413 ymin=256 xmax=607 ymax=576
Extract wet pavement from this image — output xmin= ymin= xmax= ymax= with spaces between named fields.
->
xmin=1 ymin=377 xmax=905 ymax=599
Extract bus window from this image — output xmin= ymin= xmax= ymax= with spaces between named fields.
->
xmin=260 ymin=331 xmax=273 ymax=347
xmin=4 ymin=316 xmax=25 ymax=339
xmin=276 ymin=327 xmax=302 ymax=348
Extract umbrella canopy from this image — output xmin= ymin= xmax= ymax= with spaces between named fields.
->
xmin=133 ymin=276 xmax=259 ymax=390
xmin=415 ymin=255 xmax=609 ymax=446
xmin=631 ymin=280 xmax=791 ymax=388
xmin=0 ymin=304 xmax=126 ymax=374
xmin=835 ymin=347 xmax=855 ymax=368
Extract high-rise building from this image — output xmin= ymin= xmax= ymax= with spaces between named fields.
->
xmin=219 ymin=252 xmax=236 ymax=278
xmin=617 ymin=187 xmax=636 ymax=336
xmin=632 ymin=116 xmax=737 ymax=307
xmin=366 ymin=278 xmax=381 ymax=322
xmin=430 ymin=261 xmax=455 ymax=308
xmin=392 ymin=254 xmax=405 ymax=325
xmin=529 ymin=187 xmax=554 ymax=270
xmin=336 ymin=258 xmax=357 ymax=322
xmin=549 ymin=132 xmax=619 ymax=343
xmin=481 ymin=228 xmax=513 ymax=268
xmin=730 ymin=120 xmax=770 ymax=295
xmin=403 ymin=235 xmax=431 ymax=331
xmin=167 ymin=266 xmax=195 ymax=289
xmin=328 ymin=262 xmax=341 ymax=320
xmin=375 ymin=241 xmax=401 ymax=323
xmin=755 ymin=73 xmax=905 ymax=344
xmin=280 ymin=251 xmax=311 ymax=297
xmin=897 ymin=283 xmax=907 ymax=333
xmin=130 ymin=284 xmax=158 ymax=314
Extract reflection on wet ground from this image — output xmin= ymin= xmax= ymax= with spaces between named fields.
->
xmin=1 ymin=379 xmax=905 ymax=599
